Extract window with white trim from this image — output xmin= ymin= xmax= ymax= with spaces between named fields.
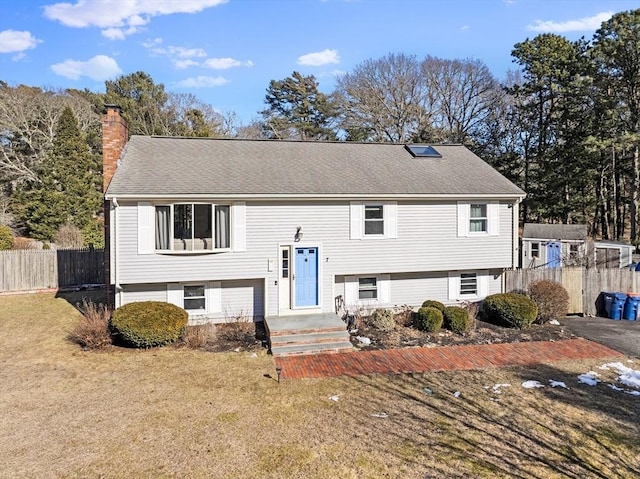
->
xmin=460 ymin=273 xmax=478 ymax=296
xmin=183 ymin=285 xmax=206 ymax=311
xmin=350 ymin=202 xmax=397 ymax=239
xmin=531 ymin=242 xmax=540 ymax=258
xmin=358 ymin=277 xmax=378 ymax=300
xmin=155 ymin=203 xmax=230 ymax=251
xmin=469 ymin=204 xmax=487 ymax=233
xmin=364 ymin=205 xmax=384 ymax=235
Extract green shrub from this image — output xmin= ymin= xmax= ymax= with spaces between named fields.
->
xmin=369 ymin=308 xmax=396 ymax=331
xmin=0 ymin=225 xmax=13 ymax=250
xmin=421 ymin=300 xmax=445 ymax=312
xmin=483 ymin=293 xmax=538 ymax=329
xmin=444 ymin=306 xmax=472 ymax=334
xmin=414 ymin=306 xmax=443 ymax=332
xmin=528 ymin=280 xmax=569 ymax=324
xmin=110 ymin=301 xmax=188 ymax=348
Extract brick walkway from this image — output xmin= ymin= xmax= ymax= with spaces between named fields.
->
xmin=274 ymin=339 xmax=623 ymax=380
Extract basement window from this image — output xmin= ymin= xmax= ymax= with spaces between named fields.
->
xmin=405 ymin=144 xmax=442 ymax=158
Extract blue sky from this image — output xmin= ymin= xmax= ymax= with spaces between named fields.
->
xmin=1 ymin=0 xmax=637 ymax=125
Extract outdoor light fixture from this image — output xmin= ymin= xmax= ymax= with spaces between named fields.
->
xmin=294 ymin=226 xmax=303 ymax=242
xmin=276 ymin=366 xmax=282 ymax=383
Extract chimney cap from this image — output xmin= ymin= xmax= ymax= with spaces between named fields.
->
xmin=104 ymin=104 xmax=123 ymax=113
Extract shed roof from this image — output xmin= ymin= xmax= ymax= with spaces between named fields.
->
xmin=522 ymin=223 xmax=588 ymax=241
xmin=106 ymin=136 xmax=525 ymax=198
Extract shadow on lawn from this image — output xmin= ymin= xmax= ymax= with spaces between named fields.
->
xmin=345 ymin=365 xmax=639 ymax=479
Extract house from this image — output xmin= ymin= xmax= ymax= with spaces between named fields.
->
xmin=521 ymin=223 xmax=635 ymax=269
xmin=102 ymin=106 xmax=525 ymax=324
xmin=521 ymin=223 xmax=588 ymax=269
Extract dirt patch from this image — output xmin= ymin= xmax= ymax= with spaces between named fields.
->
xmin=349 ymin=317 xmax=576 ymax=351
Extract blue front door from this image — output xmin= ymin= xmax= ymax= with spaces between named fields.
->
xmin=295 ymin=247 xmax=318 ymax=307
xmin=546 ymin=241 xmax=562 ymax=268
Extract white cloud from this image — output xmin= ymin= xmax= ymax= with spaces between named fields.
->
xmin=460 ymin=25 xmax=469 ymax=31
xmin=44 ymin=0 xmax=228 ymax=39
xmin=51 ymin=54 xmax=122 ymax=81
xmin=203 ymin=57 xmax=253 ymax=69
xmin=297 ymin=49 xmax=340 ymax=66
xmin=175 ymin=75 xmax=229 ymax=88
xmin=527 ymin=11 xmax=613 ymax=33
xmin=0 ymin=29 xmax=42 ymax=53
xmin=174 ymin=59 xmax=200 ymax=70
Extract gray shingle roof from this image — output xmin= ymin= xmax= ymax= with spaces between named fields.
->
xmin=522 ymin=223 xmax=588 ymax=241
xmin=106 ymin=136 xmax=525 ymax=197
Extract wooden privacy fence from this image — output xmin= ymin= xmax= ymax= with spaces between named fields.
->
xmin=0 ymin=248 xmax=104 ymax=293
xmin=504 ymin=267 xmax=640 ymax=317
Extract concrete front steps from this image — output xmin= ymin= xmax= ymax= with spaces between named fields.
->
xmin=265 ymin=313 xmax=354 ymax=357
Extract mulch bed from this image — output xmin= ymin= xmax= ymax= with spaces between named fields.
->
xmin=348 ymin=317 xmax=576 ymax=351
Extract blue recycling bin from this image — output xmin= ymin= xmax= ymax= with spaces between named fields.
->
xmin=623 ymin=294 xmax=640 ymax=320
xmin=610 ymin=292 xmax=628 ymax=320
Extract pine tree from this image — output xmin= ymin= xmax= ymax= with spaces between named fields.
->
xmin=19 ymin=107 xmax=102 ymax=242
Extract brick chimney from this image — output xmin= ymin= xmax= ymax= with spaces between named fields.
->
xmin=101 ymin=105 xmax=128 ymax=192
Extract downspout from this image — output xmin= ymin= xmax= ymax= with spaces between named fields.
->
xmin=512 ymin=198 xmax=522 ymax=269
xmin=112 ymin=197 xmax=121 ymax=308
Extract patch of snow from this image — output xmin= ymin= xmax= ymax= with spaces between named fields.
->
xmin=250 ymin=352 xmax=258 ymax=358
xmin=549 ymin=380 xmax=568 ymax=389
xmin=548 ymin=319 xmax=560 ymax=325
xmin=626 ymin=390 xmax=640 ymax=396
xmin=522 ymin=380 xmax=544 ymax=389
xmin=329 ymin=395 xmax=339 ymax=401
xmin=348 ymin=329 xmax=358 ymax=334
xmin=599 ymin=362 xmax=640 ymax=389
xmin=453 ymin=391 xmax=461 ymax=398
xmin=356 ymin=336 xmax=371 ymax=345
xmin=578 ymin=372 xmax=600 ymax=386
xmin=492 ymin=383 xmax=511 ymax=394
xmin=423 ymin=387 xmax=433 ymax=395
xmin=608 ymin=384 xmax=624 ymax=391
xmin=489 ymin=397 xmax=500 ymax=402
xmin=371 ymin=412 xmax=388 ymax=418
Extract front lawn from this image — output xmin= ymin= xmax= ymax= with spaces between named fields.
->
xmin=0 ymin=293 xmax=638 ymax=478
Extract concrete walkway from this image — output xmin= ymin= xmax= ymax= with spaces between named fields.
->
xmin=274 ymin=339 xmax=623 ymax=380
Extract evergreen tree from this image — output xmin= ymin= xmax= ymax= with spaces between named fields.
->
xmin=19 ymin=107 xmax=102 ymax=242
xmin=261 ymin=71 xmax=338 ymax=140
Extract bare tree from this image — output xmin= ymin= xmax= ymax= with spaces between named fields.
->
xmin=421 ymin=56 xmax=501 ymax=144
xmin=336 ymin=53 xmax=433 ymax=142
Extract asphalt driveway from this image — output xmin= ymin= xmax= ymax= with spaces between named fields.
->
xmin=560 ymin=316 xmax=640 ymax=357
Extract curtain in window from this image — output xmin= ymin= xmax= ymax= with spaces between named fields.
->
xmin=155 ymin=206 xmax=170 ymax=250
xmin=215 ymin=205 xmax=230 ymax=249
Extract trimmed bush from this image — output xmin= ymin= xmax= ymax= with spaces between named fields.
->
xmin=483 ymin=293 xmax=538 ymax=329
xmin=369 ymin=308 xmax=396 ymax=331
xmin=414 ymin=306 xmax=443 ymax=332
xmin=110 ymin=301 xmax=188 ymax=348
xmin=444 ymin=306 xmax=472 ymax=334
xmin=421 ymin=300 xmax=445 ymax=312
xmin=528 ymin=280 xmax=569 ymax=324
xmin=0 ymin=225 xmax=13 ymax=250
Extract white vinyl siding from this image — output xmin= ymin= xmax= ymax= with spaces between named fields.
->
xmin=117 ymin=200 xmax=515 ymax=316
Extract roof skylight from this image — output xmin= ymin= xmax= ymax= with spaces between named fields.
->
xmin=405 ymin=144 xmax=442 ymax=158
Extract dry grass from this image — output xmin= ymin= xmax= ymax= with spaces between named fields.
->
xmin=68 ymin=300 xmax=111 ymax=349
xmin=1 ymin=293 xmax=639 ymax=479
xmin=181 ymin=323 xmax=217 ymax=349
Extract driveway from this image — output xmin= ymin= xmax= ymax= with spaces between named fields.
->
xmin=560 ymin=316 xmax=640 ymax=357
